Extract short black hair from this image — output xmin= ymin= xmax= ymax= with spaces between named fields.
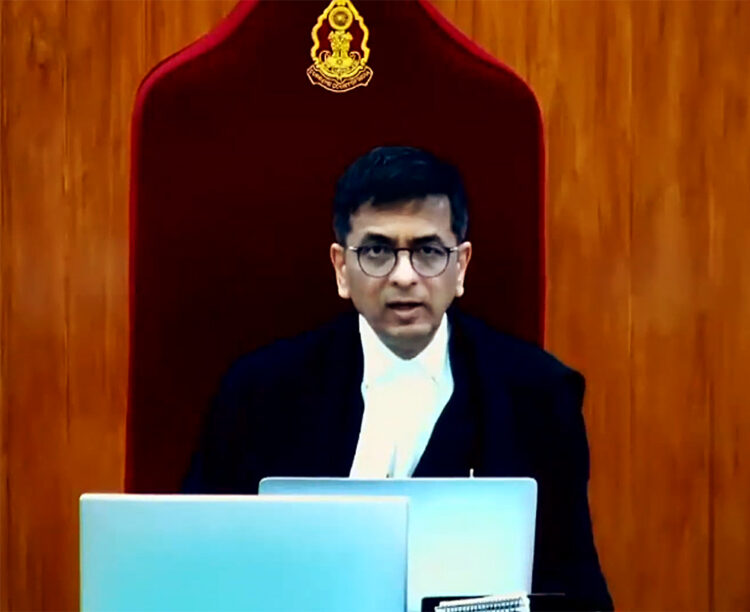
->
xmin=333 ymin=146 xmax=469 ymax=244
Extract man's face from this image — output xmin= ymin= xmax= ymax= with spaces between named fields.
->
xmin=330 ymin=195 xmax=472 ymax=359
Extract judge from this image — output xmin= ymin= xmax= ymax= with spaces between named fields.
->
xmin=184 ymin=146 xmax=613 ymax=610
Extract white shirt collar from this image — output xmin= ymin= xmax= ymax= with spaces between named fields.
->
xmin=358 ymin=313 xmax=449 ymax=387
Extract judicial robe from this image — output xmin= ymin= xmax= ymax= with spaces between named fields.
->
xmin=183 ymin=307 xmax=613 ymax=610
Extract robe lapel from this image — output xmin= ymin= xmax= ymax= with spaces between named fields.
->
xmin=412 ymin=324 xmax=478 ymax=476
xmin=310 ymin=311 xmax=365 ymax=476
xmin=411 ymin=308 xmax=486 ymax=477
xmin=414 ymin=308 xmax=526 ymax=478
xmin=464 ymin=314 xmax=528 ymax=477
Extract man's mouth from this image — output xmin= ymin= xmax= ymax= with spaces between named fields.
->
xmin=387 ymin=301 xmax=423 ymax=311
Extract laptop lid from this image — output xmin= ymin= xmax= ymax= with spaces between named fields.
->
xmin=259 ymin=478 xmax=537 ymax=612
xmin=80 ymin=493 xmax=408 ymax=612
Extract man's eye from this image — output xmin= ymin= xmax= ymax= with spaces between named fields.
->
xmin=362 ymin=245 xmax=388 ymax=257
xmin=419 ymin=245 xmax=443 ymax=257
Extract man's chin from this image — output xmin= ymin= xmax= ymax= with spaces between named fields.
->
xmin=381 ymin=319 xmax=435 ymax=347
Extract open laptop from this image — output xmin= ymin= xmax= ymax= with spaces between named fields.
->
xmin=80 ymin=494 xmax=408 ymax=612
xmin=260 ymin=478 xmax=537 ymax=612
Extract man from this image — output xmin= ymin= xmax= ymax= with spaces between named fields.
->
xmin=184 ymin=146 xmax=613 ymax=609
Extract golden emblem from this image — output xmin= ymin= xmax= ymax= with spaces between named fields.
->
xmin=307 ymin=0 xmax=373 ymax=93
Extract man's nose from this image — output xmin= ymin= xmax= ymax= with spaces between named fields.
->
xmin=389 ymin=251 xmax=418 ymax=285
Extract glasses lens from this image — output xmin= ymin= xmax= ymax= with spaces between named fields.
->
xmin=358 ymin=245 xmax=396 ymax=277
xmin=412 ymin=245 xmax=449 ymax=277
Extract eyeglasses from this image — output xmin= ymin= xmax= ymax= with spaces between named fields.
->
xmin=347 ymin=244 xmax=459 ymax=278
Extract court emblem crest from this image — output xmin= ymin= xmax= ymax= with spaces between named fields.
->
xmin=307 ymin=0 xmax=373 ymax=93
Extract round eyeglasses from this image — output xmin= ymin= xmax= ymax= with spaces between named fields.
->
xmin=347 ymin=244 xmax=459 ymax=278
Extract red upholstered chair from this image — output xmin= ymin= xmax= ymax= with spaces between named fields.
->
xmin=126 ymin=0 xmax=545 ymax=492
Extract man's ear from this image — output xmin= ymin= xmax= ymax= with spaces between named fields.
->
xmin=455 ymin=241 xmax=472 ymax=298
xmin=330 ymin=243 xmax=351 ymax=299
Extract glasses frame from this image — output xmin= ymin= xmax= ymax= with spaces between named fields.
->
xmin=347 ymin=244 xmax=460 ymax=278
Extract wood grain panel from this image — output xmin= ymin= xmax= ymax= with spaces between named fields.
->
xmin=630 ymin=3 xmax=712 ymax=607
xmin=2 ymin=2 xmax=69 ymax=608
xmin=0 ymin=2 xmax=234 ymax=609
xmin=63 ymin=1 xmax=139 ymax=607
xmin=533 ymin=3 xmax=637 ymax=607
xmin=0 ymin=4 xmax=6 ymax=610
xmin=707 ymin=2 xmax=750 ymax=608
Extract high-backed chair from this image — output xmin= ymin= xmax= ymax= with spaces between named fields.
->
xmin=127 ymin=0 xmax=545 ymax=492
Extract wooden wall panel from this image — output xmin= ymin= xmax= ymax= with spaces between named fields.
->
xmin=706 ymin=3 xmax=750 ymax=608
xmin=0 ymin=6 xmax=6 ymax=612
xmin=630 ymin=3 xmax=712 ymax=606
xmin=63 ymin=1 xmax=139 ymax=607
xmin=0 ymin=4 xmax=6 ymax=608
xmin=535 ymin=3 xmax=638 ymax=607
xmin=1 ymin=1 xmax=749 ymax=610
xmin=2 ymin=3 xmax=69 ymax=608
xmin=0 ymin=2 xmax=234 ymax=610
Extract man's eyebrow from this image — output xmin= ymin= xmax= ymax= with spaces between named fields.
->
xmin=358 ymin=233 xmax=448 ymax=246
xmin=360 ymin=232 xmax=396 ymax=245
xmin=410 ymin=234 xmax=446 ymax=246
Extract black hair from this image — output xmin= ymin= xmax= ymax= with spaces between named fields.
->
xmin=332 ymin=146 xmax=469 ymax=244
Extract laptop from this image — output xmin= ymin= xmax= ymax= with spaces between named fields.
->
xmin=260 ymin=478 xmax=537 ymax=612
xmin=80 ymin=493 xmax=408 ymax=612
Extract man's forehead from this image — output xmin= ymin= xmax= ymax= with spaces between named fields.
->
xmin=349 ymin=195 xmax=452 ymax=237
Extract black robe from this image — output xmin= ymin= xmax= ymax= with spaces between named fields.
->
xmin=184 ymin=307 xmax=613 ymax=610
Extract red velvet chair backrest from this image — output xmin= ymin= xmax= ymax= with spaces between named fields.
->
xmin=127 ymin=0 xmax=545 ymax=492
